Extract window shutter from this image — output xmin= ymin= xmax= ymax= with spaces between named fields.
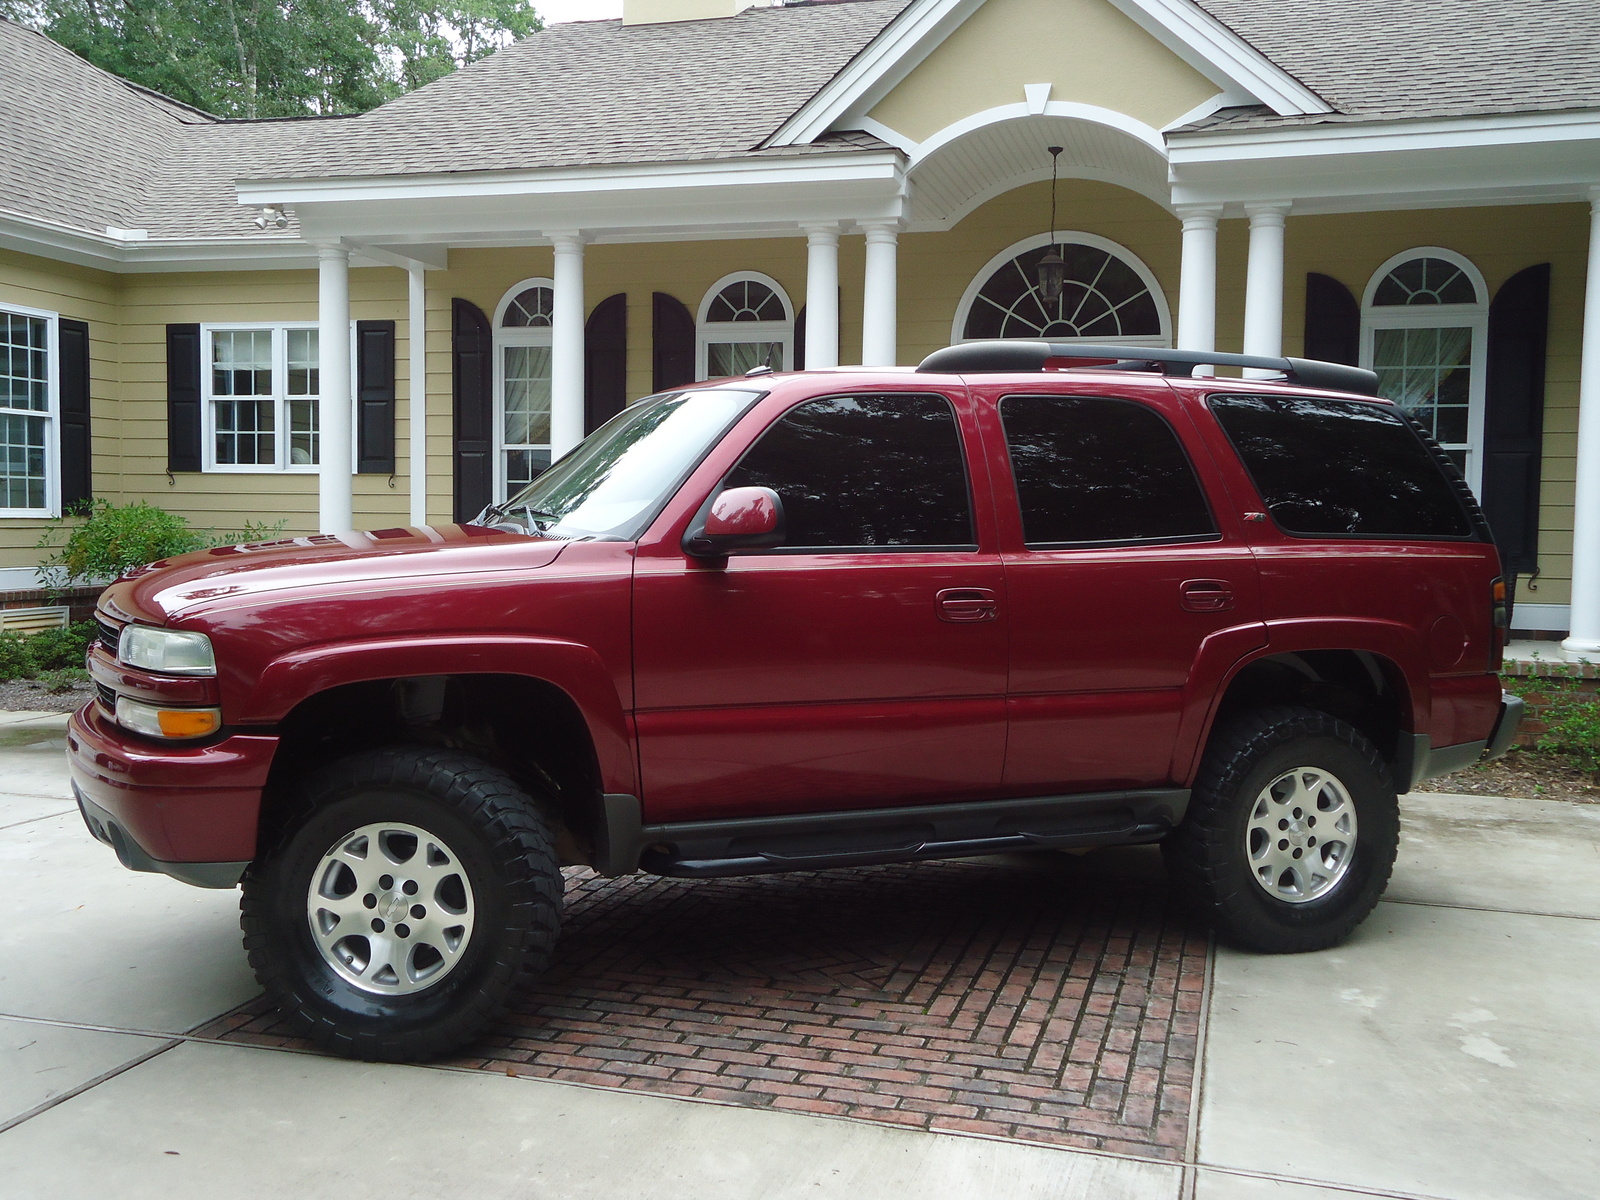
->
xmin=166 ymin=323 xmax=202 ymax=472
xmin=793 ymin=305 xmax=807 ymax=371
xmin=355 ymin=319 xmax=396 ymax=474
xmin=58 ymin=318 xmax=92 ymax=507
xmin=584 ymin=293 xmax=627 ymax=434
xmin=1302 ymin=273 xmax=1359 ymax=366
xmin=1482 ymin=264 xmax=1550 ymax=575
xmin=652 ymin=292 xmax=695 ymax=392
xmin=451 ymin=298 xmax=493 ymax=523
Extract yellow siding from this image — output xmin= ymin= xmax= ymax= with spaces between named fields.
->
xmin=869 ymin=0 xmax=1219 ymax=143
xmin=0 ymin=247 xmax=120 ymax=568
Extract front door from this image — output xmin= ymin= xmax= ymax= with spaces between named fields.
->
xmin=633 ymin=391 xmax=1008 ymax=824
xmin=981 ymin=386 xmax=1266 ymax=794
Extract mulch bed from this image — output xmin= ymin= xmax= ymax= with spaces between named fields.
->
xmin=203 ymin=853 xmax=1207 ymax=1159
xmin=1416 ymin=746 xmax=1600 ymax=804
xmin=0 ymin=679 xmax=94 ymax=713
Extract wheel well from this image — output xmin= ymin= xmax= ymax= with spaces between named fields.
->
xmin=258 ymin=674 xmax=601 ymax=866
xmin=1211 ymin=651 xmax=1409 ymax=772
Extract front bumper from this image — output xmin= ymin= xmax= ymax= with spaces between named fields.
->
xmin=67 ymin=701 xmax=279 ymax=888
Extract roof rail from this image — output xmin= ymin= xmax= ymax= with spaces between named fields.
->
xmin=915 ymin=341 xmax=1379 ymax=396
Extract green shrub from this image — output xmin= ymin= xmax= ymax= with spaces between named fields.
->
xmin=37 ymin=499 xmax=206 ymax=589
xmin=35 ymin=667 xmax=90 ymax=693
xmin=0 ymin=632 xmax=31 ymax=682
xmin=1504 ymin=674 xmax=1600 ymax=767
xmin=25 ymin=620 xmax=96 ymax=672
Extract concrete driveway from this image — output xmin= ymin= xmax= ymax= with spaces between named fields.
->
xmin=1 ymin=709 xmax=1596 ymax=1199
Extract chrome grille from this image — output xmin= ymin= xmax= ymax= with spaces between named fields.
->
xmin=95 ymin=683 xmax=116 ymax=712
xmin=95 ymin=618 xmax=121 ymax=655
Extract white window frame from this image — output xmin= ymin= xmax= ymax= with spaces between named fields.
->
xmin=493 ymin=277 xmax=556 ymax=503
xmin=0 ymin=301 xmax=60 ymax=518
xmin=952 ymin=231 xmax=1171 ymax=348
xmin=696 ymin=271 xmax=795 ymax=380
xmin=200 ymin=321 xmax=325 ymax=474
xmin=1360 ymin=247 xmax=1489 ymax=495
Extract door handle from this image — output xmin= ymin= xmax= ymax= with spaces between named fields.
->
xmin=1180 ymin=579 xmax=1234 ymax=613
xmin=937 ymin=588 xmax=998 ymax=623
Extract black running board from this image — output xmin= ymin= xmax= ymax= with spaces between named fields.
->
xmin=631 ymin=788 xmax=1188 ymax=879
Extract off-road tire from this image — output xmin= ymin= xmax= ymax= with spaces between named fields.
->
xmin=1163 ymin=705 xmax=1398 ymax=953
xmin=240 ymin=747 xmax=562 ymax=1062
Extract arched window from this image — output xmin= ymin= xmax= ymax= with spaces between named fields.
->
xmin=954 ymin=232 xmax=1169 ymax=346
xmin=697 ymin=272 xmax=794 ymax=379
xmin=1361 ymin=249 xmax=1488 ymax=492
xmin=493 ymin=279 xmax=554 ymax=498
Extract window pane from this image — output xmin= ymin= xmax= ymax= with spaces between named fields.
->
xmin=505 ymin=448 xmax=552 ymax=493
xmin=1000 ymin=395 xmax=1215 ymax=545
xmin=964 ymin=244 xmax=1160 ymax=341
xmin=1 ymin=312 xmax=49 ymax=413
xmin=289 ymin=398 xmax=318 ymax=465
xmin=708 ymin=341 xmax=780 ymax=377
xmin=725 ymin=393 xmax=974 ymax=548
xmin=1372 ymin=257 xmax=1477 ymax=306
xmin=502 ymin=287 xmax=553 ymax=328
xmin=215 ymin=398 xmax=275 ymax=465
xmin=1372 ymin=325 xmax=1472 ymax=448
xmin=212 ymin=330 xmax=272 ymax=397
xmin=0 ymin=411 xmax=47 ymax=508
xmin=504 ymin=345 xmax=552 ymax=447
xmin=287 ymin=329 xmax=319 ymax=397
xmin=708 ymin=280 xmax=783 ymax=324
xmin=1209 ymin=394 xmax=1472 ymax=538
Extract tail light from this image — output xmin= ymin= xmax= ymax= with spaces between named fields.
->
xmin=1490 ymin=576 xmax=1510 ymax=668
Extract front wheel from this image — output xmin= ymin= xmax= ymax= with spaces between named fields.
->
xmin=240 ymin=748 xmax=563 ymax=1061
xmin=1163 ymin=705 xmax=1399 ymax=953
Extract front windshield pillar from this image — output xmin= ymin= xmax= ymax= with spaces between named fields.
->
xmin=550 ymin=232 xmax=588 ymax=460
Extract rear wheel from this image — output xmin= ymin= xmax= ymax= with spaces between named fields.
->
xmin=241 ymin=747 xmax=562 ymax=1061
xmin=1163 ymin=705 xmax=1398 ymax=952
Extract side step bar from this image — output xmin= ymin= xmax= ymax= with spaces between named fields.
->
xmin=619 ymin=789 xmax=1189 ymax=879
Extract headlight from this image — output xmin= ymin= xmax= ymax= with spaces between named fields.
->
xmin=114 ymin=697 xmax=222 ymax=740
xmin=118 ymin=626 xmax=216 ymax=676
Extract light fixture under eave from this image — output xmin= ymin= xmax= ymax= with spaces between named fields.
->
xmin=1037 ymin=146 xmax=1065 ymax=305
xmin=253 ymin=205 xmax=289 ymax=231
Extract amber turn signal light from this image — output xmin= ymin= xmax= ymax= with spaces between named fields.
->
xmin=114 ymin=697 xmax=222 ymax=740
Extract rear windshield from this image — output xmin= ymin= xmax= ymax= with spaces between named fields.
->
xmin=1208 ymin=394 xmax=1475 ymax=539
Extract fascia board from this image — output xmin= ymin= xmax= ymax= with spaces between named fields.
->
xmin=1168 ymin=109 xmax=1600 ymax=163
xmin=767 ymin=0 xmax=986 ymax=147
xmin=0 ymin=211 xmax=320 ymax=273
xmin=1102 ymin=0 xmax=1330 ymax=116
xmin=237 ymin=152 xmax=906 ymax=207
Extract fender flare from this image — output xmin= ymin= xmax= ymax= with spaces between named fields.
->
xmin=243 ymin=634 xmax=636 ymax=796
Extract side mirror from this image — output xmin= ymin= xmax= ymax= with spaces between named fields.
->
xmin=683 ymin=486 xmax=786 ymax=559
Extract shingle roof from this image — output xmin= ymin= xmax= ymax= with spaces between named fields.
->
xmin=1188 ymin=0 xmax=1600 ymax=130
xmin=246 ymin=2 xmax=911 ymax=181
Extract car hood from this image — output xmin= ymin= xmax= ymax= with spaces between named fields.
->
xmin=100 ymin=524 xmax=569 ymax=624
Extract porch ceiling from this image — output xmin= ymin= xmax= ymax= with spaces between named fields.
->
xmin=906 ymin=113 xmax=1172 ymax=227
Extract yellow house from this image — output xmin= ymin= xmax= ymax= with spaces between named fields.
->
xmin=3 ymin=0 xmax=1599 ymax=650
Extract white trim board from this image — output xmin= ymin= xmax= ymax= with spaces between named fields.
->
xmin=1511 ymin=602 xmax=1570 ymax=632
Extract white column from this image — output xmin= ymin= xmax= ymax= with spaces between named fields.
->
xmin=407 ymin=264 xmax=427 ymax=527
xmin=317 ymin=245 xmax=353 ymax=534
xmin=860 ymin=221 xmax=900 ymax=367
xmin=549 ymin=232 xmax=587 ymax=460
xmin=1242 ymin=202 xmax=1290 ymax=375
xmin=1176 ymin=205 xmax=1222 ymax=354
xmin=1563 ymin=188 xmax=1600 ymax=657
xmin=803 ymin=224 xmax=840 ymax=368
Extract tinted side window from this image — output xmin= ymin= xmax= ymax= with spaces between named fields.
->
xmin=1000 ymin=394 xmax=1216 ymax=546
xmin=724 ymin=393 xmax=974 ymax=549
xmin=1209 ymin=394 xmax=1473 ymax=538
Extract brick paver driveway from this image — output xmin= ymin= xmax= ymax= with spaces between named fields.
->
xmin=206 ymin=851 xmax=1206 ymax=1158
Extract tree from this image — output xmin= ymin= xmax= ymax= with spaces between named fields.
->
xmin=0 ymin=0 xmax=542 ymax=118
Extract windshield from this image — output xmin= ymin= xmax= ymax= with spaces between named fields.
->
xmin=481 ymin=387 xmax=764 ymax=540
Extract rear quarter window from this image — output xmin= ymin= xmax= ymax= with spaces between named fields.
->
xmin=1208 ymin=394 xmax=1475 ymax=539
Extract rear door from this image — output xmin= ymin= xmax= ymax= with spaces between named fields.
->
xmin=976 ymin=381 xmax=1267 ymax=793
xmin=632 ymin=388 xmax=1009 ymax=823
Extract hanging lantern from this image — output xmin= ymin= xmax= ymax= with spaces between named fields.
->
xmin=1037 ymin=145 xmax=1065 ymax=305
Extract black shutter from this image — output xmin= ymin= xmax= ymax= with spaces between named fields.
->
xmin=1482 ymin=264 xmax=1551 ymax=574
xmin=652 ymin=292 xmax=695 ymax=392
xmin=355 ymin=319 xmax=396 ymax=474
xmin=1303 ymin=273 xmax=1360 ymax=366
xmin=794 ymin=305 xmax=807 ymax=371
xmin=452 ymin=298 xmax=494 ymax=523
xmin=584 ymin=293 xmax=628 ymax=434
xmin=166 ymin=323 xmax=202 ymax=472
xmin=58 ymin=318 xmax=92 ymax=507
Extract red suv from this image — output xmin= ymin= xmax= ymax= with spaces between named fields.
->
xmin=67 ymin=342 xmax=1521 ymax=1061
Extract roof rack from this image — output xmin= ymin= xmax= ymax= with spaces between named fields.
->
xmin=915 ymin=341 xmax=1379 ymax=397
